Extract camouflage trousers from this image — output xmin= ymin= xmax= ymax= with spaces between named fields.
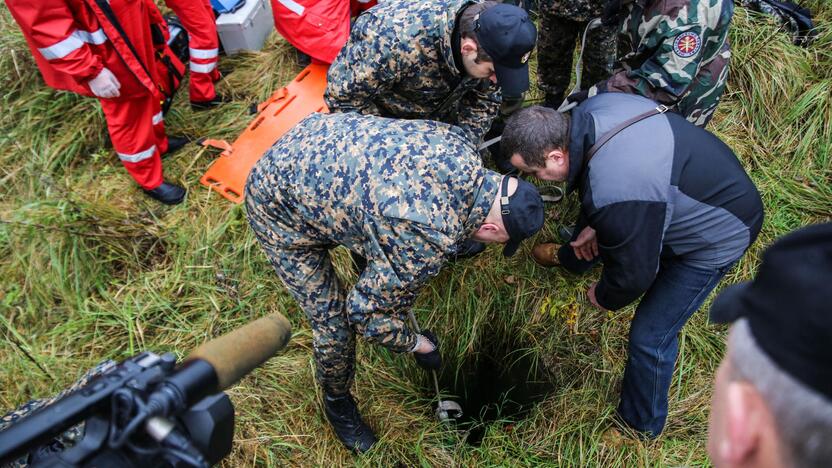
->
xmin=537 ymin=13 xmax=617 ymax=105
xmin=676 ymin=41 xmax=731 ymax=128
xmin=245 ymin=176 xmax=414 ymax=396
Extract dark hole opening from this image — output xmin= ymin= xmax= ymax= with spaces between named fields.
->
xmin=431 ymin=336 xmax=555 ymax=446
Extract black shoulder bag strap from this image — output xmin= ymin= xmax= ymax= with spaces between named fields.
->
xmin=585 ymin=104 xmax=670 ymax=163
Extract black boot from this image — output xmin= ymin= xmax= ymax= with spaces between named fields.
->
xmin=144 ymin=181 xmax=186 ymax=205
xmin=190 ymin=94 xmax=231 ymax=111
xmin=163 ymin=136 xmax=189 ymax=158
xmin=323 ymin=393 xmax=377 ymax=453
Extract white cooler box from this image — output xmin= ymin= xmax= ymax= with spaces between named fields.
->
xmin=216 ymin=0 xmax=274 ymax=55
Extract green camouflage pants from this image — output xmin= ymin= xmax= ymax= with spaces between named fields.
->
xmin=537 ymin=13 xmax=617 ymax=105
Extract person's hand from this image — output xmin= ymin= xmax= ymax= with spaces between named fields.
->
xmin=570 ymin=226 xmax=598 ymax=261
xmin=587 ymin=282 xmax=605 ymax=310
xmin=413 ymin=330 xmax=441 ymax=370
xmin=88 ymin=67 xmax=121 ymax=98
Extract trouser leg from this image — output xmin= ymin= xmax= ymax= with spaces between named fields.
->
xmin=582 ymin=22 xmax=618 ymax=88
xmin=537 ymin=14 xmax=582 ymax=105
xmin=246 ymin=189 xmax=355 ymax=396
xmin=169 ymin=0 xmax=219 ymax=102
xmin=617 ymin=258 xmax=731 ymax=436
xmin=99 ymin=94 xmax=164 ymax=190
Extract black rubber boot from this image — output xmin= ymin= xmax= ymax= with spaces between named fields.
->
xmin=190 ymin=94 xmax=231 ymax=111
xmin=144 ymin=181 xmax=186 ymax=205
xmin=323 ymin=393 xmax=377 ymax=453
xmin=163 ymin=136 xmax=189 ymax=158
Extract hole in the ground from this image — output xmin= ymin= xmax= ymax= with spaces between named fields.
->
xmin=431 ymin=336 xmax=555 ymax=446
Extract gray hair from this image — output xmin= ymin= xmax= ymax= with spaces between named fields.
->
xmin=729 ymin=319 xmax=832 ymax=468
xmin=501 ymin=106 xmax=570 ymax=168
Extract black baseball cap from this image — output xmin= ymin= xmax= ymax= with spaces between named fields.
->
xmin=499 ymin=175 xmax=545 ymax=257
xmin=709 ymin=222 xmax=832 ymax=400
xmin=475 ymin=3 xmax=537 ymax=97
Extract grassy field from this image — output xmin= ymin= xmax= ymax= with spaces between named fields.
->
xmin=1 ymin=2 xmax=830 ymax=467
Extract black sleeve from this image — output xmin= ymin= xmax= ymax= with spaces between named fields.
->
xmin=591 ymin=200 xmax=667 ymax=310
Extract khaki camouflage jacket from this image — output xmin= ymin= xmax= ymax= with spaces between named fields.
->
xmin=248 ymin=112 xmax=500 ymax=348
xmin=596 ymin=0 xmax=733 ymax=105
xmin=324 ymin=0 xmax=501 ymax=145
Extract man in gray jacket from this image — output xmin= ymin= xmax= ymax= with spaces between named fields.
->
xmin=502 ymin=93 xmax=764 ymax=436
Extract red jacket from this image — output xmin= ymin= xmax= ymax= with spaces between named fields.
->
xmin=271 ymin=0 xmax=376 ymax=64
xmin=6 ymin=0 xmax=166 ymax=101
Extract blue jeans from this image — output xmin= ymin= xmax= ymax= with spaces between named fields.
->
xmin=558 ymin=245 xmax=733 ymax=436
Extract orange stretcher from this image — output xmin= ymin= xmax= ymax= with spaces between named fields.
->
xmin=200 ymin=64 xmax=329 ymax=203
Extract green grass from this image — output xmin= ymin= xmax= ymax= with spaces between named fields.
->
xmin=1 ymin=2 xmax=830 ymax=466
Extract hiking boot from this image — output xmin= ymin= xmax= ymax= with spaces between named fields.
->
xmin=190 ymin=94 xmax=231 ymax=111
xmin=323 ymin=393 xmax=377 ymax=453
xmin=531 ymin=243 xmax=562 ymax=267
xmin=163 ymin=136 xmax=189 ymax=158
xmin=144 ymin=181 xmax=186 ymax=205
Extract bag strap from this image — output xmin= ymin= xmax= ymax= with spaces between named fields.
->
xmin=585 ymin=104 xmax=669 ymax=162
xmin=94 ymin=0 xmax=158 ymax=95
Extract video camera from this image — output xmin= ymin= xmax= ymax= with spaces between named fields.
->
xmin=0 ymin=314 xmax=292 ymax=467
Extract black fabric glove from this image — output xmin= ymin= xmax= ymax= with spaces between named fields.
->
xmin=566 ymin=90 xmax=590 ymax=107
xmin=413 ymin=330 xmax=442 ymax=370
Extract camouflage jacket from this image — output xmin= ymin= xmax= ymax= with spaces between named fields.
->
xmin=324 ymin=0 xmax=501 ymax=145
xmin=248 ymin=112 xmax=500 ymax=347
xmin=595 ymin=0 xmax=733 ymax=106
xmin=539 ymin=0 xmax=607 ymax=22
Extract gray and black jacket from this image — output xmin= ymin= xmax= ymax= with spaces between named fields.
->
xmin=568 ymin=93 xmax=764 ymax=310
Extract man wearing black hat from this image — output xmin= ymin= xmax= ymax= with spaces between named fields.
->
xmin=245 ymin=112 xmax=544 ymax=453
xmin=501 ymin=93 xmax=765 ymax=437
xmin=324 ymin=0 xmax=537 ymax=147
xmin=708 ymin=223 xmax=832 ymax=468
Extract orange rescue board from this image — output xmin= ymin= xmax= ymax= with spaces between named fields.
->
xmin=200 ymin=64 xmax=329 ymax=203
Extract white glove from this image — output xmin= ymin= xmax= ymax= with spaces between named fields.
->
xmin=88 ymin=67 xmax=121 ymax=98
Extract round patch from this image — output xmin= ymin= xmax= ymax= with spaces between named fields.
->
xmin=673 ymin=32 xmax=702 ymax=58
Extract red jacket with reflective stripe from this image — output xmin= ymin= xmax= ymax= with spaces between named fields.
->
xmin=271 ymin=0 xmax=376 ymax=64
xmin=6 ymin=0 xmax=165 ymax=100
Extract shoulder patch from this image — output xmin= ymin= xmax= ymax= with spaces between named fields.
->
xmin=673 ymin=31 xmax=702 ymax=58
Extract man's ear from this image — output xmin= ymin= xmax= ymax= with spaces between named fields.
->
xmin=722 ymin=382 xmax=761 ymax=464
xmin=477 ymin=223 xmax=499 ymax=235
xmin=460 ymin=38 xmax=477 ymax=56
xmin=545 ymin=149 xmax=568 ymax=166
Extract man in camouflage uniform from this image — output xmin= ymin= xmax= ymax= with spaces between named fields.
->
xmin=582 ymin=0 xmax=734 ymax=127
xmin=537 ymin=0 xmax=617 ymax=107
xmin=324 ymin=0 xmax=537 ymax=146
xmin=245 ymin=112 xmax=544 ymax=453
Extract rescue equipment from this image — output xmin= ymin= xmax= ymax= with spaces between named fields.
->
xmin=407 ymin=310 xmax=463 ymax=424
xmin=200 ymin=63 xmax=328 ymax=203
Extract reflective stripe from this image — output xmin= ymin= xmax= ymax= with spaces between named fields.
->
xmin=276 ymin=0 xmax=304 ymax=15
xmin=38 ymin=29 xmax=107 ymax=60
xmin=190 ymin=61 xmax=217 ymax=73
xmin=118 ymin=145 xmax=156 ymax=163
xmin=189 ymin=48 xmax=218 ymax=60
xmin=76 ymin=29 xmax=107 ymax=45
xmin=152 ymin=112 xmax=164 ymax=126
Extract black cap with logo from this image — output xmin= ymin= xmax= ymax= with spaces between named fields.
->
xmin=475 ymin=3 xmax=537 ymax=97
xmin=709 ymin=222 xmax=832 ymax=400
xmin=499 ymin=175 xmax=545 ymax=257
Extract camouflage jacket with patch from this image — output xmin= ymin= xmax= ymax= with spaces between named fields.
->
xmin=250 ymin=112 xmax=500 ymax=345
xmin=324 ymin=0 xmax=501 ymax=145
xmin=595 ymin=0 xmax=733 ymax=105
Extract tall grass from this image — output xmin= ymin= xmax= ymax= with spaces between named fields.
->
xmin=1 ymin=2 xmax=830 ymax=466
